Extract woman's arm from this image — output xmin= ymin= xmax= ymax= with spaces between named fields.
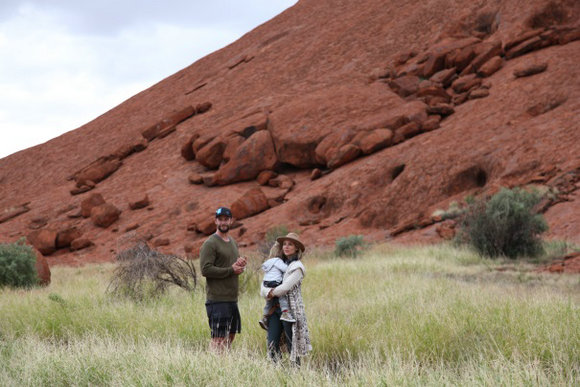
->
xmin=271 ymin=268 xmax=303 ymax=297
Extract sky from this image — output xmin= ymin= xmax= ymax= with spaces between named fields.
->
xmin=0 ymin=0 xmax=297 ymax=159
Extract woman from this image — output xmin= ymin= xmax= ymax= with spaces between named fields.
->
xmin=260 ymin=232 xmax=312 ymax=363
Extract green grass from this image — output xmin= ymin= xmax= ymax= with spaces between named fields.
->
xmin=1 ymin=243 xmax=579 ymax=385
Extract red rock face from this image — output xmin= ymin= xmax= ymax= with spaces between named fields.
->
xmin=1 ymin=0 xmax=580 ymax=266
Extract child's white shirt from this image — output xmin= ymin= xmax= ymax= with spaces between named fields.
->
xmin=261 ymin=257 xmax=288 ymax=283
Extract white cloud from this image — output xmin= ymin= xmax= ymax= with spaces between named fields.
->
xmin=0 ymin=1 xmax=297 ymax=159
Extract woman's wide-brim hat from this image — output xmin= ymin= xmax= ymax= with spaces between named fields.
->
xmin=276 ymin=232 xmax=305 ymax=252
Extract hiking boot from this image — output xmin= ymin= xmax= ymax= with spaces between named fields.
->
xmin=258 ymin=316 xmax=269 ymax=330
xmin=280 ymin=311 xmax=296 ymax=323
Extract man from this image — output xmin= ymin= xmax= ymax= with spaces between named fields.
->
xmin=200 ymin=206 xmax=247 ymax=352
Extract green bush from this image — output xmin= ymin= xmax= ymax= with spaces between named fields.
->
xmin=0 ymin=239 xmax=38 ymax=288
xmin=335 ymin=235 xmax=365 ymax=258
xmin=457 ymin=188 xmax=548 ymax=258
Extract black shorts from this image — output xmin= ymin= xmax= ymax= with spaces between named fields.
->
xmin=205 ymin=301 xmax=242 ymax=338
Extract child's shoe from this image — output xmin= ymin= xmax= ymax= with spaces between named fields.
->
xmin=258 ymin=315 xmax=269 ymax=330
xmin=280 ymin=311 xmax=296 ymax=323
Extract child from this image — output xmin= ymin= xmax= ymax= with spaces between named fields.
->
xmin=259 ymin=255 xmax=295 ymax=330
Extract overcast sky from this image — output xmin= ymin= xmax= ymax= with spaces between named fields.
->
xmin=0 ymin=1 xmax=297 ymax=159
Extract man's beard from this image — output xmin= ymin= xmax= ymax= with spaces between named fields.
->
xmin=218 ymin=224 xmax=230 ymax=233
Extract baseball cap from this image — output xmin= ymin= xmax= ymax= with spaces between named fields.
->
xmin=215 ymin=207 xmax=232 ymax=218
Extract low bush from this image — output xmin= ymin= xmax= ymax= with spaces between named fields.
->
xmin=0 ymin=239 xmax=38 ymax=288
xmin=335 ymin=235 xmax=366 ymax=258
xmin=107 ymin=241 xmax=197 ymax=301
xmin=457 ymin=187 xmax=548 ymax=258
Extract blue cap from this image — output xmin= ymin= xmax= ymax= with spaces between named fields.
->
xmin=215 ymin=207 xmax=232 ymax=218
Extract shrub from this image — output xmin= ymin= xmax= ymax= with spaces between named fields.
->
xmin=335 ymin=235 xmax=366 ymax=258
xmin=457 ymin=188 xmax=548 ymax=258
xmin=257 ymin=224 xmax=289 ymax=258
xmin=0 ymin=239 xmax=38 ymax=288
xmin=107 ymin=241 xmax=197 ymax=301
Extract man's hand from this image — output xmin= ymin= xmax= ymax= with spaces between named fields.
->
xmin=266 ymin=288 xmax=274 ymax=300
xmin=232 ymin=262 xmax=244 ymax=275
xmin=236 ymin=256 xmax=247 ymax=267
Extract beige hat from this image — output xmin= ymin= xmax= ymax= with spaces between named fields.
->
xmin=276 ymin=232 xmax=305 ymax=252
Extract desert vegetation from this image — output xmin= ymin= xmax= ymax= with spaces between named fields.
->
xmin=1 ymin=243 xmax=578 ymax=385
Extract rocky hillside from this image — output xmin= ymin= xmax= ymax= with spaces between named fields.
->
xmin=1 ymin=0 xmax=579 ymax=266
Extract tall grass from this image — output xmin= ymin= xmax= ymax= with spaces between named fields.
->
xmin=1 ymin=244 xmax=579 ymax=385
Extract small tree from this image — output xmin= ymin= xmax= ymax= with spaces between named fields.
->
xmin=107 ymin=241 xmax=197 ymax=301
xmin=0 ymin=239 xmax=38 ymax=288
xmin=335 ymin=235 xmax=366 ymax=258
xmin=457 ymin=187 xmax=548 ymax=258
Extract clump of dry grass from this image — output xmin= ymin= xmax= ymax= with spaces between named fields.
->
xmin=107 ymin=241 xmax=197 ymax=301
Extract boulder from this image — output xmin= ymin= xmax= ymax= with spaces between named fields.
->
xmin=180 ymin=134 xmax=200 ymax=161
xmin=129 ymin=195 xmax=150 ymax=210
xmin=468 ymin=88 xmax=490 ymax=100
xmin=421 ymin=115 xmax=441 ymax=131
xmin=91 ymin=204 xmax=121 ymax=228
xmin=196 ymin=217 xmax=217 ymax=235
xmin=513 ymin=62 xmax=548 ymax=78
xmin=33 ymin=247 xmax=51 ymax=286
xmin=196 ymin=137 xmax=227 ymax=170
xmin=426 ymin=103 xmax=455 ymax=116
xmin=468 ymin=41 xmax=502 ymax=71
xmin=195 ymin=102 xmax=212 ymax=114
xmin=327 ymin=144 xmax=362 ymax=169
xmin=504 ymin=28 xmax=544 ymax=51
xmin=311 ymin=168 xmax=323 ymax=180
xmin=75 ymin=157 xmax=122 ymax=185
xmin=416 ymin=85 xmax=451 ymax=103
xmin=447 ymin=45 xmax=477 ymax=72
xmin=430 ymin=68 xmax=457 ymax=88
xmin=70 ymin=238 xmax=94 ymax=251
xmin=212 ymin=130 xmax=278 ymax=185
xmin=192 ymin=135 xmax=214 ymax=153
xmin=389 ymin=75 xmax=420 ymax=97
xmin=451 ymin=74 xmax=482 ymax=93
xmin=393 ymin=122 xmax=422 ymax=144
xmin=81 ymin=193 xmax=106 ymax=218
xmin=230 ymin=188 xmax=270 ymax=220
xmin=268 ymin=175 xmax=295 ymax=190
xmin=188 ymin=173 xmax=204 ymax=184
xmin=70 ymin=181 xmax=95 ymax=195
xmin=257 ymin=170 xmax=277 ymax=186
xmin=422 ymin=51 xmax=448 ymax=78
xmin=27 ymin=229 xmax=57 ymax=256
xmin=153 ymin=238 xmax=170 ymax=247
xmin=141 ymin=106 xmax=196 ymax=141
xmin=476 ymin=56 xmax=503 ymax=77
xmin=314 ymin=128 xmax=356 ymax=165
xmin=505 ymin=36 xmax=550 ymax=60
xmin=56 ymin=227 xmax=83 ymax=249
xmin=222 ymin=135 xmax=246 ymax=163
xmin=112 ymin=138 xmax=148 ymax=160
xmin=355 ymin=129 xmax=394 ymax=154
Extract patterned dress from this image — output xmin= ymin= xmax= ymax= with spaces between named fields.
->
xmin=285 ymin=260 xmax=312 ymax=361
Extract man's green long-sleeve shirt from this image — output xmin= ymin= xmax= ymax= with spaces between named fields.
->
xmin=200 ymin=234 xmax=239 ymax=302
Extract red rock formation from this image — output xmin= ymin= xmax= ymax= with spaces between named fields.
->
xmin=1 ymin=0 xmax=579 ymax=266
